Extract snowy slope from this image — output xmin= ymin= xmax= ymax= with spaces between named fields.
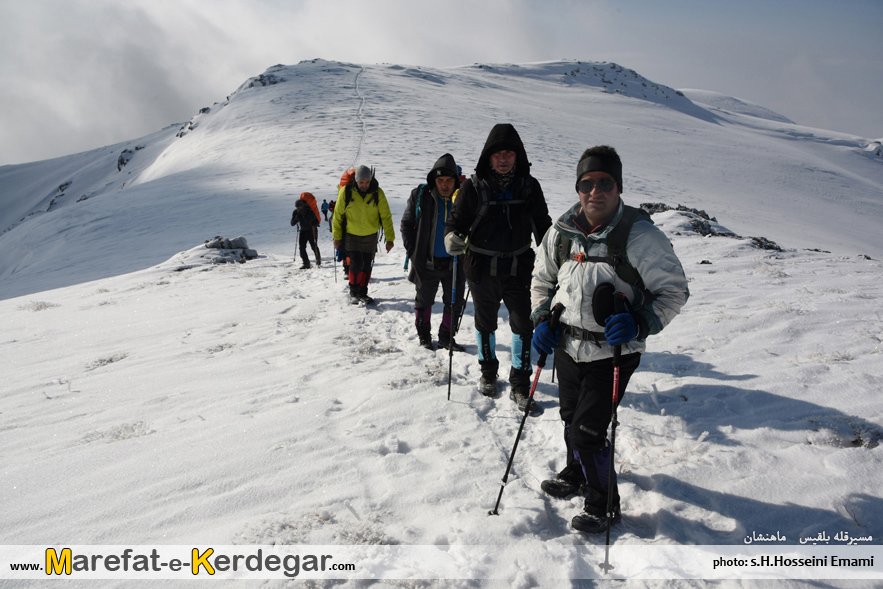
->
xmin=679 ymin=89 xmax=797 ymax=124
xmin=3 ymin=59 xmax=883 ymax=586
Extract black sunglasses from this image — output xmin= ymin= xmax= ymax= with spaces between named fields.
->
xmin=577 ymin=178 xmax=617 ymax=194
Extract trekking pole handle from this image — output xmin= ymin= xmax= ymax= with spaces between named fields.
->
xmin=537 ymin=303 xmax=565 ymax=369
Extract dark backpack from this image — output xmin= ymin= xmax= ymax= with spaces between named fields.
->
xmin=555 ymin=205 xmax=654 ymax=308
xmin=464 ymin=174 xmax=538 ymax=277
xmin=403 ymin=183 xmax=429 ymax=270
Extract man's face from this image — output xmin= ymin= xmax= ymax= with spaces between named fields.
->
xmin=578 ymin=171 xmax=620 ymax=227
xmin=490 ymin=150 xmax=516 ymax=175
xmin=435 ymin=175 xmax=456 ymax=198
xmin=357 ymin=179 xmax=371 ymax=192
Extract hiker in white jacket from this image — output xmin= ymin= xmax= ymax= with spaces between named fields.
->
xmin=530 ymin=145 xmax=689 ymax=534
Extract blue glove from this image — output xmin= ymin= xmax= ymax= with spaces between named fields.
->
xmin=604 ymin=313 xmax=637 ymax=346
xmin=532 ymin=319 xmax=563 ymax=355
xmin=336 ymin=247 xmax=345 ymax=262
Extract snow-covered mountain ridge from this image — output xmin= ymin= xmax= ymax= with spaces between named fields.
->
xmin=1 ymin=58 xmax=882 ymax=300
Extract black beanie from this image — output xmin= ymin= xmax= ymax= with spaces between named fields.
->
xmin=575 ymin=153 xmax=623 ymax=193
xmin=426 ymin=153 xmax=460 ymax=189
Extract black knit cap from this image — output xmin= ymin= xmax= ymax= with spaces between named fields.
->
xmin=575 ymin=148 xmax=623 ymax=193
xmin=426 ymin=153 xmax=460 ymax=189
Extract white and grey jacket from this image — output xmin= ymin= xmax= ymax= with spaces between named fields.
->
xmin=530 ymin=201 xmax=689 ymax=363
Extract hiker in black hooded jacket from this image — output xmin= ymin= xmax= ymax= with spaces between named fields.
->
xmin=401 ymin=153 xmax=467 ymax=352
xmin=444 ymin=124 xmax=552 ymax=409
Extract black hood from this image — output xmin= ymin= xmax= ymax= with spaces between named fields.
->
xmin=475 ymin=123 xmax=530 ymax=178
xmin=426 ymin=153 xmax=460 ymax=189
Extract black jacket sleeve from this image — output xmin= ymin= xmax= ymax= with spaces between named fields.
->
xmin=401 ymin=187 xmax=421 ymax=257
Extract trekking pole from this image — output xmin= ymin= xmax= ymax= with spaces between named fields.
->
xmin=447 ymin=256 xmax=458 ymax=401
xmin=600 ymin=293 xmax=626 ymax=573
xmin=294 ymin=226 xmax=300 ymax=262
xmin=453 ymin=287 xmax=470 ymax=336
xmin=489 ymin=303 xmax=565 ymax=516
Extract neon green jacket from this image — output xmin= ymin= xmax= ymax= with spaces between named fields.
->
xmin=332 ymin=181 xmax=396 ymax=242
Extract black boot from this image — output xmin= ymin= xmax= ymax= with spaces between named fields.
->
xmin=479 ymin=359 xmax=499 ymax=397
xmin=480 ymin=373 xmax=497 ymax=397
xmin=417 ymin=329 xmax=434 ymax=350
xmin=509 ymin=367 xmax=539 ymax=414
xmin=541 ymin=464 xmax=585 ymax=498
xmin=571 ymin=505 xmax=621 ymax=534
xmin=348 ymin=284 xmax=360 ymax=305
xmin=572 ymin=463 xmax=621 ymax=534
xmin=357 ymin=286 xmax=374 ymax=305
xmin=438 ymin=330 xmax=465 ymax=352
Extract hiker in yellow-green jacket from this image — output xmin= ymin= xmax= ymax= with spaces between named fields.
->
xmin=332 ymin=165 xmax=396 ymax=305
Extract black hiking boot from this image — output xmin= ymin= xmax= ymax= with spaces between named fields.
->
xmin=418 ymin=331 xmax=434 ymax=350
xmin=438 ymin=330 xmax=465 ymax=352
xmin=541 ymin=465 xmax=585 ymax=498
xmin=509 ymin=368 xmax=539 ymax=414
xmin=571 ymin=507 xmax=621 ymax=534
xmin=300 ymin=264 xmax=311 ymax=269
xmin=358 ymin=295 xmax=375 ymax=305
xmin=510 ymin=387 xmax=541 ymax=416
xmin=479 ymin=372 xmax=497 ymax=397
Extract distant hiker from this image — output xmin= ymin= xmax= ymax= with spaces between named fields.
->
xmin=290 ymin=195 xmax=321 ymax=269
xmin=322 ymin=199 xmax=329 ymax=221
xmin=298 ymin=191 xmax=323 ymax=233
xmin=401 ymin=153 xmax=467 ymax=351
xmin=530 ymin=145 xmax=688 ymax=534
xmin=445 ymin=123 xmax=552 ymax=408
xmin=333 ymin=165 xmax=396 ymax=304
xmin=327 ymin=200 xmax=336 ymax=232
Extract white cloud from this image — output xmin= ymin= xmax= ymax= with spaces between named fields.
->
xmin=1 ymin=0 xmax=881 ymax=165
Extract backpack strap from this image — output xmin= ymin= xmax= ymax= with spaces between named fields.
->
xmin=466 ymin=174 xmax=489 ymax=238
xmin=465 ymin=175 xmax=528 ymax=235
xmin=555 ymin=205 xmax=654 ymax=308
xmin=343 ymin=183 xmax=384 ymax=241
xmin=415 ymin=183 xmax=426 ymax=222
xmin=607 ymin=206 xmax=648 ymax=290
xmin=465 ymin=175 xmax=532 ymax=276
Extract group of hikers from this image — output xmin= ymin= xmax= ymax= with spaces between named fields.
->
xmin=291 ymin=123 xmax=689 ymax=534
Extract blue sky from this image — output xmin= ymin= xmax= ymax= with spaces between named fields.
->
xmin=1 ymin=0 xmax=880 ymax=165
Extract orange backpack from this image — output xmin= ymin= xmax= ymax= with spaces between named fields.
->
xmin=339 ymin=168 xmax=355 ymax=188
xmin=299 ymin=192 xmax=322 ymax=225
